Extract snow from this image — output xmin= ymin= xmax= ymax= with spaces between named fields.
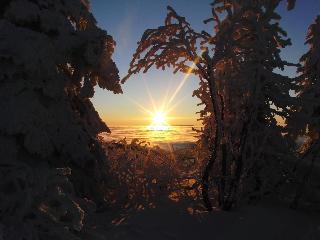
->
xmin=1 ymin=0 xmax=319 ymax=239
xmin=108 ymin=198 xmax=320 ymax=240
xmin=0 ymin=0 xmax=121 ymax=239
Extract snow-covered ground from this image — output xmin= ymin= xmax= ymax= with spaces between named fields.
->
xmin=102 ymin=140 xmax=320 ymax=240
xmin=107 ymin=198 xmax=320 ymax=240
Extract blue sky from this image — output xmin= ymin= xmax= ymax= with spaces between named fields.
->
xmin=90 ymin=0 xmax=320 ymax=126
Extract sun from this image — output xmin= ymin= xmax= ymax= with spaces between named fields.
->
xmin=153 ymin=112 xmax=165 ymax=125
xmin=148 ymin=111 xmax=169 ymax=131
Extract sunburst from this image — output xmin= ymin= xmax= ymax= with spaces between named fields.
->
xmin=126 ymin=66 xmax=195 ymax=131
xmin=147 ymin=111 xmax=169 ymax=131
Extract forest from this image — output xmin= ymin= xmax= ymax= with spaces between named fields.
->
xmin=0 ymin=0 xmax=320 ymax=239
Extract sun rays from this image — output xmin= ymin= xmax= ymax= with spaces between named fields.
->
xmin=126 ymin=71 xmax=194 ymax=131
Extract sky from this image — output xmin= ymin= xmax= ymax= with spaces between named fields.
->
xmin=90 ymin=0 xmax=320 ymax=126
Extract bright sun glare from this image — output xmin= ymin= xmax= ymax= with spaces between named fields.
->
xmin=148 ymin=111 xmax=169 ymax=131
xmin=153 ymin=112 xmax=165 ymax=125
xmin=127 ymin=64 xmax=197 ymax=132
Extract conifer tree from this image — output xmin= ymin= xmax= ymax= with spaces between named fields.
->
xmin=0 ymin=0 xmax=121 ymax=238
xmin=291 ymin=16 xmax=320 ymax=146
xmin=289 ymin=16 xmax=320 ymax=208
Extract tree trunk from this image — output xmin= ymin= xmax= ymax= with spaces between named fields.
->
xmin=223 ymin=122 xmax=248 ymax=210
xmin=201 ymin=72 xmax=224 ymax=211
xmin=219 ymin=143 xmax=227 ymax=208
xmin=201 ymin=128 xmax=218 ymax=211
xmin=291 ymin=140 xmax=319 ymax=209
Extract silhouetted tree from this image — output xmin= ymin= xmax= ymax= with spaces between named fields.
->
xmin=208 ymin=0 xmax=298 ymax=210
xmin=289 ymin=16 xmax=320 ymax=208
xmin=123 ymin=0 xmax=296 ymax=210
xmin=122 ymin=4 xmax=222 ymax=210
xmin=0 ymin=0 xmax=121 ymax=239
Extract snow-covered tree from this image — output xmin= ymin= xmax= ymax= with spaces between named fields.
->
xmin=122 ymin=5 xmax=221 ymax=210
xmin=0 ymin=0 xmax=121 ymax=239
xmin=123 ymin=0 xmax=296 ymax=210
xmin=288 ymin=16 xmax=320 ymax=208
xmin=209 ymin=0 xmax=298 ymax=210
xmin=291 ymin=16 xmax=320 ymax=144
